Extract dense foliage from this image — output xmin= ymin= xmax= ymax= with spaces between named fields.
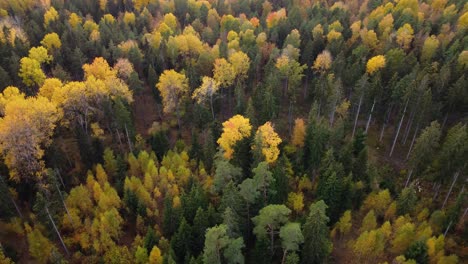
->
xmin=0 ymin=0 xmax=466 ymax=263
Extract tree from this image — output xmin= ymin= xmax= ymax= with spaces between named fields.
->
xmin=25 ymin=223 xmax=57 ymax=264
xmin=405 ymin=241 xmax=429 ymax=264
xmin=279 ymin=223 xmax=304 ymax=264
xmin=397 ymin=186 xmax=418 ymax=215
xmin=217 ymin=115 xmax=252 ymax=159
xmin=203 ymin=224 xmax=245 ymax=264
xmin=406 ymin=121 xmax=441 ymax=186
xmin=0 ymin=94 xmax=61 ymax=182
xmin=252 ymin=204 xmax=291 ymax=255
xmin=360 ymin=210 xmax=377 ymax=232
xmin=396 ymin=24 xmax=414 ymax=50
xmin=156 ymin=70 xmax=189 ymax=130
xmin=254 ymin=122 xmax=282 ymax=164
xmin=353 ymin=229 xmax=385 ymax=262
xmin=366 ymin=55 xmax=386 ymax=75
xmin=252 ymin=162 xmax=275 ymax=204
xmin=332 ymin=210 xmax=352 ymax=239
xmin=291 ymin=118 xmax=305 ymax=147
xmin=40 ymin=33 xmax=62 ymax=52
xmin=312 ymin=50 xmax=332 ymax=73
xmin=19 ymin=57 xmax=46 ymax=87
xmin=302 ymin=200 xmax=332 ymax=264
xmin=192 ymin=76 xmax=220 ymax=119
xmin=149 ymin=246 xmax=163 ymax=264
xmin=420 ymin=36 xmax=439 ymax=63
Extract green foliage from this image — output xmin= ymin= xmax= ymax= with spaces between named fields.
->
xmin=302 ymin=200 xmax=332 ymax=264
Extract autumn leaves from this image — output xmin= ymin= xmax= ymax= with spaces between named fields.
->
xmin=217 ymin=115 xmax=282 ymax=165
xmin=0 ymin=57 xmax=133 ymax=182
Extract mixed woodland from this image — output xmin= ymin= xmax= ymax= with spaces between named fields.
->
xmin=0 ymin=0 xmax=467 ymax=263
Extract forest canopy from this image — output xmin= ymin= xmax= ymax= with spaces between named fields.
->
xmin=0 ymin=0 xmax=466 ymax=263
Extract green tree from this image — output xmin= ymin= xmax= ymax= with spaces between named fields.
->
xmin=202 ymin=224 xmax=245 ymax=264
xmin=279 ymin=223 xmax=304 ymax=264
xmin=302 ymin=200 xmax=332 ymax=264
xmin=252 ymin=204 xmax=291 ymax=255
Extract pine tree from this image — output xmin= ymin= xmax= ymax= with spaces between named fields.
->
xmin=302 ymin=200 xmax=332 ymax=264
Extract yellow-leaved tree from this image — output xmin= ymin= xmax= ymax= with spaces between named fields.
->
xmin=192 ymin=76 xmax=220 ymax=119
xmin=156 ymin=69 xmax=189 ymax=129
xmin=366 ymin=55 xmax=386 ymax=75
xmin=254 ymin=121 xmax=282 ymax=163
xmin=40 ymin=32 xmax=62 ymax=53
xmin=396 ymin=23 xmax=414 ymax=51
xmin=217 ymin=115 xmax=252 ymax=159
xmin=291 ymin=118 xmax=306 ymax=147
xmin=0 ymin=89 xmax=61 ymax=181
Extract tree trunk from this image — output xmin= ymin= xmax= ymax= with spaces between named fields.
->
xmin=54 ymin=168 xmax=66 ymax=189
xmin=281 ymin=249 xmax=288 ymax=264
xmin=53 ymin=179 xmax=74 ymax=227
xmin=405 ymin=169 xmax=413 ymax=188
xmin=288 ymin=100 xmax=293 ymax=136
xmin=46 ymin=206 xmax=69 ymax=256
xmin=406 ymin=124 xmax=420 ymax=160
xmin=389 ymin=99 xmax=409 ymax=157
xmin=0 ymin=176 xmax=22 ymax=218
xmin=329 ymin=98 xmax=337 ymax=127
xmin=115 ymin=129 xmax=124 ymax=153
xmin=352 ymin=94 xmax=363 ymax=138
xmin=210 ymin=92 xmax=215 ymax=120
xmin=444 ymin=221 xmax=452 ymax=237
xmin=125 ymin=124 xmax=133 ymax=153
xmin=379 ymin=106 xmax=392 ymax=142
xmin=442 ymin=171 xmax=460 ymax=209
xmin=433 ymin=183 xmax=441 ymax=201
xmin=365 ymin=99 xmax=375 ymax=133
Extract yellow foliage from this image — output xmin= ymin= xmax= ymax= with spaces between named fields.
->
xmin=149 ymin=246 xmax=163 ymax=264
xmin=228 ymin=51 xmax=250 ymax=81
xmin=19 ymin=57 xmax=46 ymax=87
xmin=217 ymin=115 xmax=252 ymax=159
xmin=360 ymin=29 xmax=379 ymax=50
xmin=457 ymin=12 xmax=468 ymax=31
xmin=28 ymin=46 xmax=52 ymax=64
xmin=396 ymin=23 xmax=414 ymax=50
xmin=68 ymin=12 xmax=82 ymax=27
xmin=43 ymin=7 xmax=58 ymax=26
xmin=458 ymin=50 xmax=468 ymax=68
xmin=39 ymin=78 xmax=62 ymax=100
xmin=312 ymin=50 xmax=332 ymax=73
xmin=336 ymin=99 xmax=350 ymax=119
xmin=83 ymin=57 xmax=117 ymax=81
xmin=292 ymin=118 xmax=306 ymax=147
xmin=192 ymin=76 xmax=220 ymax=104
xmin=102 ymin=14 xmax=116 ymax=24
xmin=421 ymin=35 xmax=440 ymax=62
xmin=366 ymin=55 xmax=386 ymax=74
xmin=156 ymin=69 xmax=189 ymax=114
xmin=40 ymin=32 xmax=61 ymax=52
xmin=312 ymin=24 xmax=324 ymax=39
xmin=83 ymin=20 xmax=99 ymax=32
xmin=255 ymin=122 xmax=282 ymax=163
xmin=287 ymin=191 xmax=304 ymax=213
xmin=213 ymin=58 xmax=235 ymax=87
xmin=326 ymin=30 xmax=342 ymax=42
xmin=123 ymin=12 xmax=136 ymax=25
xmin=164 ymin=13 xmax=178 ymax=32
xmin=0 ymin=95 xmax=61 ymax=181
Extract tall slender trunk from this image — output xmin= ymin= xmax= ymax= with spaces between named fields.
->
xmin=115 ymin=129 xmax=124 ymax=153
xmin=125 ymin=124 xmax=133 ymax=153
xmin=0 ymin=176 xmax=22 ymax=218
xmin=379 ymin=105 xmax=392 ymax=142
xmin=441 ymin=111 xmax=449 ymax=130
xmin=352 ymin=94 xmax=363 ymax=138
xmin=54 ymin=168 xmax=66 ymax=189
xmin=288 ymin=101 xmax=293 ymax=136
xmin=329 ymin=98 xmax=337 ymax=127
xmin=405 ymin=169 xmax=413 ymax=188
xmin=433 ymin=183 xmax=441 ymax=201
xmin=282 ymin=249 xmax=288 ymax=264
xmin=46 ymin=206 xmax=69 ymax=256
xmin=365 ymin=99 xmax=375 ymax=133
xmin=210 ymin=92 xmax=215 ymax=120
xmin=406 ymin=124 xmax=420 ymax=160
xmin=53 ymin=179 xmax=74 ymax=227
xmin=442 ymin=171 xmax=460 ymax=209
xmin=444 ymin=221 xmax=452 ymax=236
xmin=402 ymin=111 xmax=415 ymax=145
xmin=389 ymin=99 xmax=409 ymax=157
